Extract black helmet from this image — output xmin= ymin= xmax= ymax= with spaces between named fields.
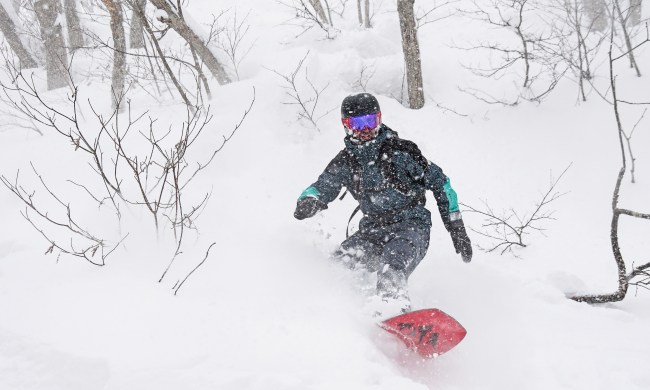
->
xmin=340 ymin=93 xmax=382 ymax=142
xmin=341 ymin=93 xmax=380 ymax=118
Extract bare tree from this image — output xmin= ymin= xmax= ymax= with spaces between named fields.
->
xmin=77 ymin=0 xmax=218 ymax=107
xmin=613 ymin=0 xmax=641 ymax=76
xmin=545 ymin=0 xmax=607 ymax=102
xmin=34 ymin=0 xmax=69 ymax=89
xmin=309 ymin=0 xmax=330 ymax=25
xmin=629 ymin=0 xmax=642 ymax=26
xmin=357 ymin=0 xmax=363 ymax=24
xmin=279 ymin=0 xmax=335 ymax=38
xmin=363 ymin=0 xmax=371 ymax=28
xmin=0 ymin=56 xmax=255 ymax=265
xmin=461 ymin=165 xmax=570 ymax=255
xmin=397 ymin=0 xmax=424 ymax=109
xmin=63 ymin=0 xmax=83 ymax=50
xmin=0 ymin=1 xmax=258 ymax=290
xmin=0 ymin=164 xmax=124 ymax=266
xmin=571 ymin=19 xmax=650 ymax=304
xmin=174 ymin=0 xmax=212 ymax=100
xmin=621 ymin=108 xmax=645 ymax=183
xmin=0 ymin=3 xmax=38 ymax=69
xmin=126 ymin=0 xmax=197 ymax=107
xmin=102 ymin=0 xmax=127 ymax=109
xmin=268 ymin=52 xmax=334 ymax=131
xmin=584 ymin=0 xmax=608 ymax=32
xmin=351 ymin=62 xmax=376 ymax=92
xmin=0 ymin=2 xmax=37 ymax=68
xmin=148 ymin=0 xmax=231 ymax=84
xmin=458 ymin=0 xmax=567 ymax=105
xmin=128 ymin=0 xmax=146 ymax=49
xmin=217 ymin=10 xmax=254 ymax=81
xmin=474 ymin=1 xmax=552 ymax=88
xmin=416 ymin=0 xmax=459 ymax=29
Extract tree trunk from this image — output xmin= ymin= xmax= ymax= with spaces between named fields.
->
xmin=585 ymin=0 xmax=607 ymax=32
xmin=102 ymin=0 xmax=126 ymax=108
xmin=148 ymin=0 xmax=230 ymax=84
xmin=0 ymin=3 xmax=38 ymax=68
xmin=397 ymin=0 xmax=424 ymax=109
xmin=364 ymin=0 xmax=371 ymax=28
xmin=175 ymin=0 xmax=210 ymax=99
xmin=128 ymin=0 xmax=145 ymax=49
xmin=63 ymin=0 xmax=83 ymax=50
xmin=571 ymin=45 xmax=630 ymax=304
xmin=629 ymin=0 xmax=642 ymax=26
xmin=131 ymin=1 xmax=192 ymax=107
xmin=308 ymin=0 xmax=329 ymax=25
xmin=357 ymin=0 xmax=362 ymax=25
xmin=324 ymin=0 xmax=333 ymax=27
xmin=34 ymin=0 xmax=69 ymax=90
xmin=614 ymin=0 xmax=641 ymax=76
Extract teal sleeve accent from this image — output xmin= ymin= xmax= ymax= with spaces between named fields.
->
xmin=298 ymin=186 xmax=321 ymax=201
xmin=443 ymin=178 xmax=460 ymax=213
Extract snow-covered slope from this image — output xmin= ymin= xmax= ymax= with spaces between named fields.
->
xmin=1 ymin=1 xmax=649 ymax=389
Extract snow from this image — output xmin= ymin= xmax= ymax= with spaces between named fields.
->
xmin=1 ymin=1 xmax=650 ymax=389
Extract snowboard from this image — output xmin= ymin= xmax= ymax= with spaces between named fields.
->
xmin=379 ymin=308 xmax=467 ymax=359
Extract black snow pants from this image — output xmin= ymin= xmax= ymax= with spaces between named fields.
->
xmin=333 ymin=220 xmax=430 ymax=298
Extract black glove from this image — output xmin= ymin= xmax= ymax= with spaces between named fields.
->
xmin=449 ymin=219 xmax=472 ymax=263
xmin=294 ymin=197 xmax=328 ymax=220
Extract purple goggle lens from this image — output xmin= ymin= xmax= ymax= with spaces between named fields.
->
xmin=342 ymin=113 xmax=381 ymax=132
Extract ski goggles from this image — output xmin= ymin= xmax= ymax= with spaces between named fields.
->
xmin=341 ymin=112 xmax=381 ymax=133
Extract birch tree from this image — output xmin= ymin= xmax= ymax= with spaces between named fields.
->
xmin=629 ymin=0 xmax=642 ymax=26
xmin=364 ymin=0 xmax=370 ymax=28
xmin=34 ymin=0 xmax=69 ymax=90
xmin=0 ymin=2 xmax=37 ymax=68
xmin=357 ymin=0 xmax=371 ymax=27
xmin=102 ymin=0 xmax=126 ymax=109
xmin=280 ymin=0 xmax=333 ymax=36
xmin=614 ymin=0 xmax=642 ymax=76
xmin=128 ymin=0 xmax=145 ymax=49
xmin=148 ymin=0 xmax=231 ymax=85
xmin=309 ymin=0 xmax=330 ymax=25
xmin=63 ymin=0 xmax=83 ymax=50
xmin=357 ymin=0 xmax=362 ymax=24
xmin=397 ymin=0 xmax=424 ymax=109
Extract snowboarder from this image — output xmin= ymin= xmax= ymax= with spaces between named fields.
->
xmin=294 ymin=93 xmax=472 ymax=315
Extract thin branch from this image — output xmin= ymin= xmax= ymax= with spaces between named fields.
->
xmin=461 ymin=164 xmax=570 ymax=255
xmin=173 ymin=242 xmax=216 ymax=295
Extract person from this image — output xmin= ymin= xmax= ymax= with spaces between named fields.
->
xmin=294 ymin=93 xmax=472 ymax=316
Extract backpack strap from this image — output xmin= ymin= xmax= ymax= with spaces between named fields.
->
xmin=346 ymin=205 xmax=361 ymax=238
xmin=334 ymin=150 xmax=361 ymax=237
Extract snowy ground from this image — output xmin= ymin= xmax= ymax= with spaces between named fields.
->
xmin=1 ymin=1 xmax=649 ymax=389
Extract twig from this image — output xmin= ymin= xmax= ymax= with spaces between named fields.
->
xmin=461 ymin=164 xmax=570 ymax=255
xmin=173 ymin=242 xmax=216 ymax=295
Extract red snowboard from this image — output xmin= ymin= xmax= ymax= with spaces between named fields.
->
xmin=379 ymin=309 xmax=467 ymax=359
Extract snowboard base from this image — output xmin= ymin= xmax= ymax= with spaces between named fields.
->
xmin=378 ymin=308 xmax=466 ymax=359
